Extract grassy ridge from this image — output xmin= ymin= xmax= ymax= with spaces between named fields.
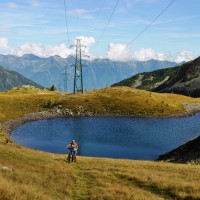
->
xmin=0 ymin=86 xmax=199 ymax=123
xmin=1 ymin=86 xmax=200 ymax=199
xmin=112 ymin=66 xmax=179 ymax=91
xmin=0 ymin=141 xmax=200 ymax=200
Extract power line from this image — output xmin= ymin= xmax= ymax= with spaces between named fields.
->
xmin=92 ymin=0 xmax=120 ymax=50
xmin=127 ymin=0 xmax=176 ymax=46
xmin=64 ymin=0 xmax=70 ymax=46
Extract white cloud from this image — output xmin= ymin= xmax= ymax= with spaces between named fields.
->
xmin=8 ymin=36 xmax=95 ymax=58
xmin=67 ymin=9 xmax=89 ymax=15
xmin=106 ymin=42 xmax=197 ymax=62
xmin=8 ymin=2 xmax=18 ymax=8
xmin=107 ymin=43 xmax=132 ymax=61
xmin=132 ymin=48 xmax=168 ymax=61
xmin=75 ymin=36 xmax=95 ymax=47
xmin=1 ymin=38 xmax=197 ymax=62
xmin=107 ymin=43 xmax=167 ymax=61
xmin=10 ymin=43 xmax=74 ymax=58
xmin=0 ymin=38 xmax=8 ymax=51
xmin=74 ymin=36 xmax=95 ymax=59
xmin=175 ymin=50 xmax=195 ymax=63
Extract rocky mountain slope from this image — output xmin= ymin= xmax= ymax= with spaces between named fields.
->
xmin=0 ymin=66 xmax=43 ymax=91
xmin=0 ymin=54 xmax=177 ymax=92
xmin=158 ymin=135 xmax=200 ymax=164
xmin=154 ymin=56 xmax=200 ymax=97
xmin=113 ymin=56 xmax=200 ymax=97
xmin=112 ymin=66 xmax=179 ymax=90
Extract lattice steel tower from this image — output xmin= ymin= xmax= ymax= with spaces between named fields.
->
xmin=62 ymin=65 xmax=67 ymax=92
xmin=74 ymin=39 xmax=84 ymax=94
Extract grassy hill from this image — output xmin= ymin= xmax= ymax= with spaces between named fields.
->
xmin=1 ymin=86 xmax=200 ymax=199
xmin=112 ymin=66 xmax=179 ymax=91
xmin=113 ymin=56 xmax=200 ymax=98
xmin=0 ymin=66 xmax=43 ymax=91
xmin=0 ymin=85 xmax=199 ymax=122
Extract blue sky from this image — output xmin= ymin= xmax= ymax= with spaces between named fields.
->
xmin=0 ymin=0 xmax=200 ymax=62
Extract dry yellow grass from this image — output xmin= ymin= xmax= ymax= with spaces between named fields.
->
xmin=0 ymin=140 xmax=200 ymax=200
xmin=1 ymin=86 xmax=200 ymax=199
xmin=0 ymin=86 xmax=200 ymax=123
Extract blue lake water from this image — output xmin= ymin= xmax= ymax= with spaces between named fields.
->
xmin=11 ymin=114 xmax=200 ymax=160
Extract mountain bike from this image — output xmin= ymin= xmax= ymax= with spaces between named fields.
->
xmin=67 ymin=146 xmax=74 ymax=163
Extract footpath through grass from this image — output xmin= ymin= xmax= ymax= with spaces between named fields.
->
xmin=0 ymin=140 xmax=200 ymax=200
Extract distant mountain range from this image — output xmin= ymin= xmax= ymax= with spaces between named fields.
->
xmin=0 ymin=66 xmax=43 ymax=91
xmin=0 ymin=54 xmax=178 ymax=92
xmin=113 ymin=56 xmax=200 ymax=97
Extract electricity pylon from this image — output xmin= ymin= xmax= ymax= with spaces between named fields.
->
xmin=73 ymin=39 xmax=85 ymax=94
xmin=62 ymin=65 xmax=67 ymax=92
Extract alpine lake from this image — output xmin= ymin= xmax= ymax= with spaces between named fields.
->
xmin=11 ymin=113 xmax=200 ymax=160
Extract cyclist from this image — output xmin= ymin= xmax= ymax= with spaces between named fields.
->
xmin=66 ymin=140 xmax=78 ymax=162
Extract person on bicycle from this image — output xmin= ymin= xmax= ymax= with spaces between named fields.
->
xmin=66 ymin=140 xmax=78 ymax=162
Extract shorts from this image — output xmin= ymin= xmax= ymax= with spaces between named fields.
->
xmin=71 ymin=150 xmax=77 ymax=155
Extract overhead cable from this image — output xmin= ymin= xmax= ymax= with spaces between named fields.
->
xmin=92 ymin=0 xmax=120 ymax=50
xmin=127 ymin=0 xmax=176 ymax=46
xmin=64 ymin=0 xmax=70 ymax=46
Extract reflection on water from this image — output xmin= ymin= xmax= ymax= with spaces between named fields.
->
xmin=11 ymin=113 xmax=200 ymax=160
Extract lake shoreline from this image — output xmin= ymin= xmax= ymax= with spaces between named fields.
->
xmin=1 ymin=102 xmax=200 ymax=163
xmin=8 ymin=109 xmax=200 ymax=162
xmin=1 ymin=111 xmax=66 ymax=135
xmin=2 ymin=101 xmax=200 ymax=136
